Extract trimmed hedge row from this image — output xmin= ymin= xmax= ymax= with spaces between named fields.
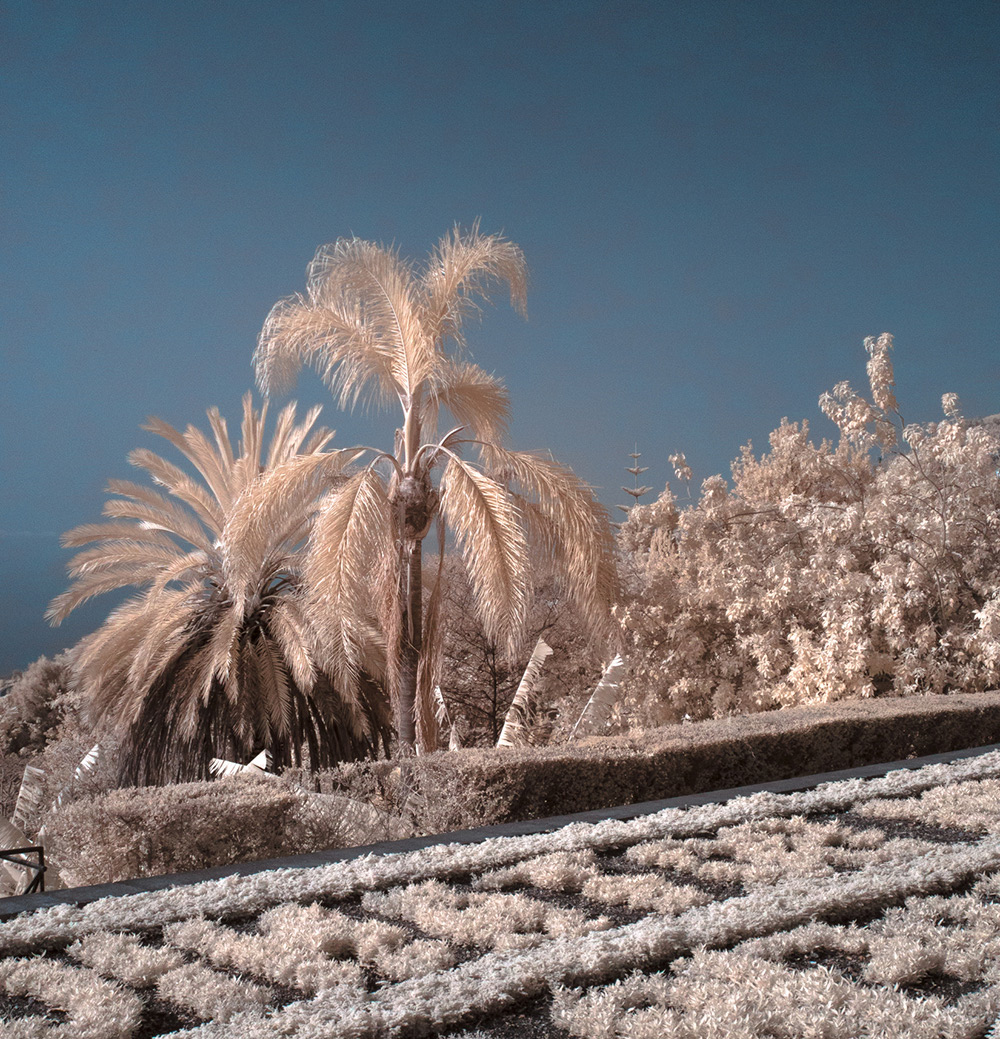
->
xmin=39 ymin=692 xmax=1000 ymax=888
xmin=320 ymin=691 xmax=1000 ymax=833
xmin=42 ymin=776 xmax=402 ymax=887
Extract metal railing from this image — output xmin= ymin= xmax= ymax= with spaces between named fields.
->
xmin=0 ymin=847 xmax=45 ymax=895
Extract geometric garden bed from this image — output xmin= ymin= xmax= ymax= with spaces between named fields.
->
xmin=3 ymin=750 xmax=1000 ymax=1036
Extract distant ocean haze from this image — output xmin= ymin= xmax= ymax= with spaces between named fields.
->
xmin=0 ymin=533 xmax=121 ymax=675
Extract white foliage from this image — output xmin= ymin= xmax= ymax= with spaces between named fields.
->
xmin=496 ymin=638 xmax=553 ymax=747
xmin=11 ymin=765 xmax=47 ymax=835
xmin=619 ymin=335 xmax=1000 ymax=723
xmin=570 ymin=654 xmax=625 ymax=738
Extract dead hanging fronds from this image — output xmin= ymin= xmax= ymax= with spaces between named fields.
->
xmin=439 ymin=453 xmax=531 ymax=655
xmin=569 ymin=654 xmax=626 ymax=739
xmin=497 ymin=638 xmax=553 ymax=748
xmin=433 ymin=686 xmax=463 ymax=750
xmin=0 ymin=817 xmax=33 ymax=896
xmin=50 ymin=400 xmax=390 ymax=785
xmin=209 ymin=748 xmax=272 ymax=778
xmin=478 ymin=443 xmax=620 ymax=647
xmin=11 ymin=765 xmax=46 ymax=836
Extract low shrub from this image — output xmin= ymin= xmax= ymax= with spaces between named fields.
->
xmin=42 ymin=775 xmax=396 ymax=887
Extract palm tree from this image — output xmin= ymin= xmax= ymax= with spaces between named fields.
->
xmin=48 ymin=395 xmax=390 ymax=785
xmin=255 ymin=225 xmax=619 ymax=753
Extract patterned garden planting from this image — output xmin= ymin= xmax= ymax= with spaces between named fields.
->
xmin=2 ymin=751 xmax=1000 ymax=1037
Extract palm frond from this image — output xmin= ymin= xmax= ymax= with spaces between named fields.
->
xmin=122 ymin=589 xmax=199 ymax=699
xmin=263 ymin=400 xmax=297 ymax=469
xmin=439 ymin=454 xmax=530 ymax=653
xmin=102 ymin=480 xmax=214 ymax=553
xmin=267 ymin=597 xmax=318 ymax=692
xmin=60 ymin=521 xmax=179 ymax=550
xmin=209 ymin=749 xmax=271 ymax=777
xmin=265 ymin=401 xmax=333 ymax=467
xmin=301 ymin=419 xmax=336 ymax=456
xmin=48 ymin=542 xmax=194 ymax=623
xmin=48 ymin=566 xmax=191 ymax=624
xmin=147 ymin=549 xmax=211 ymax=593
xmin=496 ymin=638 xmax=553 ymax=747
xmin=234 ymin=392 xmax=267 ymax=492
xmin=209 ymin=756 xmax=247 ymax=778
xmin=141 ymin=416 xmax=234 ymax=511
xmin=305 ymin=467 xmax=394 ymax=695
xmin=245 ymin=749 xmax=271 ymax=771
xmin=256 ymin=634 xmax=293 ymax=742
xmin=421 ymin=223 xmax=528 ymax=347
xmin=0 ymin=818 xmax=32 ymax=895
xmin=432 ymin=685 xmax=451 ymax=729
xmin=11 ymin=765 xmax=46 ymax=835
xmin=63 ymin=542 xmax=184 ymax=578
xmin=479 ymin=444 xmax=619 ymax=644
xmin=201 ymin=596 xmax=243 ymax=695
xmin=414 ymin=525 xmax=446 ymax=753
xmin=422 ymin=360 xmax=510 ymax=443
xmin=49 ymin=744 xmax=101 ymax=814
xmin=205 ymin=405 xmax=235 ymax=471
xmin=569 ymin=654 xmax=626 ymax=738
xmin=219 ymin=450 xmax=354 ymax=612
xmin=433 ymin=687 xmax=462 ymax=750
xmin=256 ymin=295 xmax=398 ymax=410
xmin=127 ymin=449 xmax=224 ymax=532
xmin=310 ymin=238 xmax=435 ymax=407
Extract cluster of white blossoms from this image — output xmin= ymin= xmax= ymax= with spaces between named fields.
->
xmin=619 ymin=334 xmax=1000 ymax=724
xmin=1 ymin=750 xmax=1000 ymax=1036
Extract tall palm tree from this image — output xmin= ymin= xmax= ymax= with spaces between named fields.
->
xmin=48 ymin=395 xmax=390 ymax=785
xmin=255 ymin=225 xmax=619 ymax=753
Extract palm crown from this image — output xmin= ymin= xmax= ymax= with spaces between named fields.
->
xmin=49 ymin=395 xmax=389 ymax=783
xmin=255 ymin=226 xmax=618 ymax=752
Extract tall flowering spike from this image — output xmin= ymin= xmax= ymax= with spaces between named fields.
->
xmin=865 ymin=332 xmax=898 ymax=416
xmin=618 ymin=445 xmax=653 ymax=515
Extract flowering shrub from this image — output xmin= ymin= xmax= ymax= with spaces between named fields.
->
xmin=619 ymin=334 xmax=1000 ymax=724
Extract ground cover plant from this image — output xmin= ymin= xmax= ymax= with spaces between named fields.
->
xmin=2 ymin=748 xmax=1000 ymax=1037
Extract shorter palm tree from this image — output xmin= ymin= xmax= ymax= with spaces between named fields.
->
xmin=48 ymin=395 xmax=390 ymax=785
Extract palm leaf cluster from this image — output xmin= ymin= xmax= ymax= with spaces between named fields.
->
xmin=256 ymin=225 xmax=619 ymax=752
xmin=48 ymin=396 xmax=389 ymax=785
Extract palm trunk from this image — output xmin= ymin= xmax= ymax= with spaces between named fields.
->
xmin=397 ymin=536 xmax=422 ymax=753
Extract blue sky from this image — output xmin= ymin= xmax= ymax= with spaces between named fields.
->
xmin=2 ymin=0 xmax=998 ymax=674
